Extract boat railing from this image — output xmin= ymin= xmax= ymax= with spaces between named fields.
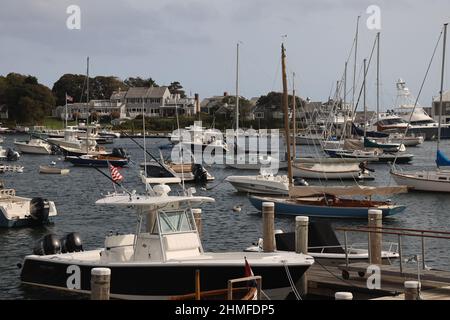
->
xmin=336 ymin=225 xmax=450 ymax=274
xmin=308 ymin=241 xmax=398 ymax=255
xmin=227 ymin=275 xmax=262 ymax=300
xmin=0 ymin=189 xmax=16 ymax=197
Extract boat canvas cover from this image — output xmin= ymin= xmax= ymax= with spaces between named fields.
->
xmin=289 ymin=185 xmax=408 ymax=197
xmin=275 ymin=222 xmax=344 ymax=254
xmin=436 ymin=150 xmax=450 ymax=167
xmin=351 ymin=123 xmax=389 ymax=138
xmin=343 ymin=139 xmax=364 ymax=151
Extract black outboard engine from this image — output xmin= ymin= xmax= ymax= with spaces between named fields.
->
xmin=6 ymin=148 xmax=20 ymax=161
xmin=51 ymin=145 xmax=62 ymax=155
xmin=29 ymin=197 xmax=50 ymax=223
xmin=33 ymin=234 xmax=61 ymax=255
xmin=112 ymin=147 xmax=128 ymax=159
xmin=192 ymin=163 xmax=208 ymax=184
xmin=61 ymin=232 xmax=83 ymax=253
xmin=294 ymin=177 xmax=309 ymax=186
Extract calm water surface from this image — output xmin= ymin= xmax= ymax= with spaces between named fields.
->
xmin=1 ymin=134 xmax=450 ymax=299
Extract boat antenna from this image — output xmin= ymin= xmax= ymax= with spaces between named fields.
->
xmin=352 ymin=16 xmax=360 ymax=111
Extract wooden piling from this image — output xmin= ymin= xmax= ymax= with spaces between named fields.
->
xmin=192 ymin=208 xmax=202 ymax=239
xmin=295 ymin=216 xmax=309 ymax=296
xmin=195 ymin=269 xmax=201 ymax=300
xmin=368 ymin=209 xmax=382 ymax=265
xmin=404 ymin=281 xmax=420 ymax=300
xmin=262 ymin=202 xmax=275 ymax=252
xmin=335 ymin=292 xmax=353 ymax=300
xmin=91 ymin=268 xmax=111 ymax=300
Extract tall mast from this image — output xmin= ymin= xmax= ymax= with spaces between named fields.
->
xmin=292 ymin=72 xmax=297 ymax=160
xmin=86 ymin=56 xmax=90 ymax=154
xmin=363 ymin=58 xmax=367 ymax=138
xmin=438 ymin=23 xmax=448 ymax=151
xmin=352 ymin=16 xmax=360 ymax=109
xmin=235 ymin=42 xmax=240 ymax=132
xmin=343 ymin=62 xmax=348 ymax=139
xmin=376 ymin=32 xmax=380 ymax=123
xmin=142 ymin=98 xmax=148 ymax=191
xmin=281 ymin=43 xmax=293 ymax=186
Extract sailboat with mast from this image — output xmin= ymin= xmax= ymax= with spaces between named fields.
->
xmin=391 ymin=23 xmax=450 ymax=192
xmin=65 ymin=57 xmax=129 ymax=167
xmin=249 ymin=43 xmax=407 ymax=218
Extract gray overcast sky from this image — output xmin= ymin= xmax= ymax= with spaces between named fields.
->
xmin=1 ymin=0 xmax=449 ymax=110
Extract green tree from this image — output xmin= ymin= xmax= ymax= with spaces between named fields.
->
xmin=52 ymin=74 xmax=87 ymax=106
xmin=1 ymin=73 xmax=55 ymax=124
xmin=168 ymin=81 xmax=186 ymax=98
xmin=124 ymin=77 xmax=158 ymax=87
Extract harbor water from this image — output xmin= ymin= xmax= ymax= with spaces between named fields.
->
xmin=1 ymin=134 xmax=450 ymax=299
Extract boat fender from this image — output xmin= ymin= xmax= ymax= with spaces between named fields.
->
xmin=61 ymin=232 xmax=83 ymax=253
xmin=29 ymin=197 xmax=50 ymax=223
xmin=33 ymin=234 xmax=61 ymax=255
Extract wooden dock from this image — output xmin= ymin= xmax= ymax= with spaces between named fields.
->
xmin=306 ymin=261 xmax=450 ymax=300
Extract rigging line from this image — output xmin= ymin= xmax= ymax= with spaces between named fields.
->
xmin=174 ymin=97 xmax=186 ymax=194
xmin=392 ymin=27 xmax=444 ymax=167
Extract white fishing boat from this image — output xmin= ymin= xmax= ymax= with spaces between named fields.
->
xmin=225 ymin=153 xmax=287 ymax=170
xmin=390 ymin=24 xmax=450 ymax=192
xmin=225 ymin=169 xmax=291 ymax=195
xmin=292 ymin=162 xmax=373 ymax=180
xmin=19 ymin=180 xmax=314 ymax=299
xmin=14 ymin=139 xmax=53 ymax=155
xmin=0 ymin=187 xmax=57 ymax=228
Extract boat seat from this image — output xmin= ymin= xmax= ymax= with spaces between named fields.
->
xmin=163 ymin=233 xmax=201 ymax=259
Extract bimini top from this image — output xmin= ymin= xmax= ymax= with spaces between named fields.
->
xmin=95 ymin=192 xmax=215 ymax=208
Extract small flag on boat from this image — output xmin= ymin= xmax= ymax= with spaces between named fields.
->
xmin=66 ymin=94 xmax=73 ymax=102
xmin=109 ymin=164 xmax=123 ymax=182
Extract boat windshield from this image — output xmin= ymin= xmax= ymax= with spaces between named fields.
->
xmin=157 ymin=209 xmax=196 ymax=234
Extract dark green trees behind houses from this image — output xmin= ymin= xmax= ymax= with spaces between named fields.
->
xmin=52 ymin=74 xmax=127 ymax=106
xmin=0 ymin=73 xmax=55 ymax=124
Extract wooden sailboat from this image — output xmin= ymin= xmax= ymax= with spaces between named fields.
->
xmin=248 ymin=42 xmax=407 ymax=218
xmin=391 ymin=23 xmax=450 ymax=192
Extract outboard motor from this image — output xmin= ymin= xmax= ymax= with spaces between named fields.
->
xmin=192 ymin=163 xmax=208 ymax=184
xmin=112 ymin=147 xmax=128 ymax=159
xmin=294 ymin=177 xmax=309 ymax=186
xmin=61 ymin=232 xmax=83 ymax=253
xmin=29 ymin=197 xmax=50 ymax=223
xmin=6 ymin=148 xmax=20 ymax=161
xmin=33 ymin=234 xmax=61 ymax=255
xmin=51 ymin=145 xmax=62 ymax=155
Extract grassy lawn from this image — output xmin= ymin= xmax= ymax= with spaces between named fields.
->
xmin=40 ymin=117 xmax=78 ymax=129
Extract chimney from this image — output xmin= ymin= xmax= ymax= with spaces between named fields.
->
xmin=224 ymin=92 xmax=228 ymax=97
xmin=195 ymin=93 xmax=200 ymax=114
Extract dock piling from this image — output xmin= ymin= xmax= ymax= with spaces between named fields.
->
xmin=91 ymin=267 xmax=111 ymax=300
xmin=295 ymin=216 xmax=309 ymax=297
xmin=368 ymin=209 xmax=382 ymax=265
xmin=404 ymin=281 xmax=420 ymax=300
xmin=262 ymin=202 xmax=275 ymax=252
xmin=192 ymin=208 xmax=202 ymax=239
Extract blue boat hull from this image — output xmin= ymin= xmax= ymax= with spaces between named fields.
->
xmin=248 ymin=196 xmax=405 ymax=218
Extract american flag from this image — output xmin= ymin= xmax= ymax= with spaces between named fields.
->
xmin=109 ymin=164 xmax=123 ymax=182
xmin=66 ymin=93 xmax=73 ymax=102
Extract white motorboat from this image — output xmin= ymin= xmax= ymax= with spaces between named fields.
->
xmin=225 ymin=170 xmax=290 ymax=195
xmin=244 ymin=226 xmax=399 ymax=262
xmin=292 ymin=162 xmax=373 ymax=180
xmin=14 ymin=139 xmax=53 ymax=155
xmin=225 ymin=153 xmax=287 ymax=170
xmin=0 ymin=188 xmax=57 ymax=228
xmin=19 ymin=181 xmax=314 ymax=299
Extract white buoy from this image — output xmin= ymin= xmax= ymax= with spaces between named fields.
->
xmin=232 ymin=205 xmax=242 ymax=212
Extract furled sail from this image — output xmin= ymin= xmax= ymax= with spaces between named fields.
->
xmin=436 ymin=149 xmax=450 ymax=167
xmin=289 ymin=185 xmax=408 ymax=197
